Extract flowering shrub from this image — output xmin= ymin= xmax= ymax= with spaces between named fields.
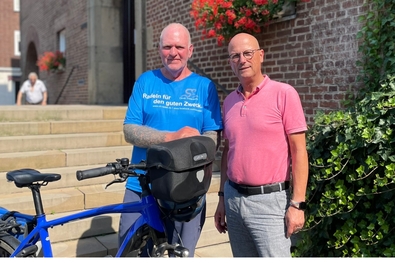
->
xmin=190 ymin=0 xmax=309 ymax=46
xmin=37 ymin=51 xmax=66 ymax=73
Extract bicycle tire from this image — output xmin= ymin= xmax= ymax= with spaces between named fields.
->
xmin=0 ymin=232 xmax=20 ymax=257
xmin=120 ymin=224 xmax=167 ymax=257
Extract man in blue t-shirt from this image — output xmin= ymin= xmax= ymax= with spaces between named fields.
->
xmin=119 ymin=23 xmax=223 ymax=257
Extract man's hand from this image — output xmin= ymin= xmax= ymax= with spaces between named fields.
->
xmin=166 ymin=126 xmax=200 ymax=141
xmin=285 ymin=206 xmax=305 ymax=238
xmin=214 ymin=199 xmax=227 ymax=234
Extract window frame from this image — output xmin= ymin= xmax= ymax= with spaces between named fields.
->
xmin=13 ymin=0 xmax=20 ymax=12
xmin=14 ymin=31 xmax=20 ymax=56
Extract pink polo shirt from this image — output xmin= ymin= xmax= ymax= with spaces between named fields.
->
xmin=223 ymin=75 xmax=307 ymax=186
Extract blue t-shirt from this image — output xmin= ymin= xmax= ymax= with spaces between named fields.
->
xmin=124 ymin=69 xmax=223 ymax=192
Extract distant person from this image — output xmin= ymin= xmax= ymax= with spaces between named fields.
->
xmin=16 ymin=72 xmax=47 ymax=105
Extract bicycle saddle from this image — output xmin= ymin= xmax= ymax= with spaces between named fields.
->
xmin=6 ymin=169 xmax=61 ymax=188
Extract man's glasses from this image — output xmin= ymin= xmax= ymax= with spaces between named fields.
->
xmin=228 ymin=49 xmax=262 ymax=63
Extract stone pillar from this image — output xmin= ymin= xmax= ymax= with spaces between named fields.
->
xmin=87 ymin=0 xmax=123 ymax=105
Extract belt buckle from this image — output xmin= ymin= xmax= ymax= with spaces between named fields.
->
xmin=260 ymin=185 xmax=265 ymax=194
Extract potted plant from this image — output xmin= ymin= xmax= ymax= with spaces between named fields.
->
xmin=37 ymin=51 xmax=66 ymax=73
xmin=190 ymin=0 xmax=310 ymax=46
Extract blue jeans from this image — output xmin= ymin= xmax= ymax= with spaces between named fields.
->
xmin=224 ymin=180 xmax=292 ymax=257
xmin=118 ymin=188 xmax=205 ymax=257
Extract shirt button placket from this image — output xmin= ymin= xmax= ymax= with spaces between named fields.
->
xmin=241 ymin=104 xmax=247 ymax=117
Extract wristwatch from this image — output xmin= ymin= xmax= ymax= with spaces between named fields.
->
xmin=290 ymin=200 xmax=307 ymax=210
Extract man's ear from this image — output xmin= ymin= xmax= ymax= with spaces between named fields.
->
xmin=188 ymin=44 xmax=194 ymax=58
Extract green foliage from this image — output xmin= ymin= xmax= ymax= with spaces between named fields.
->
xmin=292 ymin=0 xmax=395 ymax=257
xmin=356 ymin=0 xmax=395 ymax=99
xmin=294 ymin=76 xmax=395 ymax=257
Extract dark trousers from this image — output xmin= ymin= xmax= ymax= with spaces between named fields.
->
xmin=26 ymin=101 xmax=42 ymax=105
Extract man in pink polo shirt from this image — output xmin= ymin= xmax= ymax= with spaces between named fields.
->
xmin=214 ymin=33 xmax=309 ymax=257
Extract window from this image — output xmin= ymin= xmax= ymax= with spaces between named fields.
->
xmin=58 ymin=29 xmax=66 ymax=53
xmin=14 ymin=31 xmax=20 ymax=56
xmin=14 ymin=0 xmax=20 ymax=12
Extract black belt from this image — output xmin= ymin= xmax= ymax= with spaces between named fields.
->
xmin=229 ymin=180 xmax=289 ymax=195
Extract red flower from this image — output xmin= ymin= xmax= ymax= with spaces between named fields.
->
xmin=243 ymin=8 xmax=253 ymax=17
xmin=207 ymin=29 xmax=216 ymax=37
xmin=225 ymin=9 xmax=236 ymax=24
xmin=253 ymin=0 xmax=269 ymax=4
xmin=37 ymin=51 xmax=66 ymax=73
xmin=217 ymin=35 xmax=225 ymax=46
xmin=190 ymin=0 xmax=310 ymax=46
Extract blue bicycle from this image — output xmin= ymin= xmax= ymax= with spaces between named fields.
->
xmin=0 ymin=136 xmax=215 ymax=258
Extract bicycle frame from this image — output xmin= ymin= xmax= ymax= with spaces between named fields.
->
xmin=7 ymin=193 xmax=165 ymax=257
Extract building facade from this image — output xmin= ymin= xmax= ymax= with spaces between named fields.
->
xmin=141 ymin=0 xmax=365 ymax=124
xmin=0 ymin=0 xmax=21 ymax=105
xmin=20 ymin=0 xmax=126 ymax=105
xmin=19 ymin=0 xmax=366 ymax=124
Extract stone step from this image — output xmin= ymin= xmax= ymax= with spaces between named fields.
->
xmin=0 ymin=145 xmax=133 ymax=173
xmin=0 ymin=181 xmax=126 ymax=215
xmin=0 ymin=119 xmax=124 ymax=137
xmin=0 ymin=105 xmax=127 ymax=122
xmin=0 ymin=164 xmax=120 ymax=195
xmin=50 ymin=233 xmax=119 ymax=257
xmin=0 ymin=132 xmax=129 ymax=153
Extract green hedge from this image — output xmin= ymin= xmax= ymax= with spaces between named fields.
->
xmin=293 ymin=0 xmax=395 ymax=256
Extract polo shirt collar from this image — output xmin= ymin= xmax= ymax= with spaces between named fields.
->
xmin=236 ymin=74 xmax=269 ymax=95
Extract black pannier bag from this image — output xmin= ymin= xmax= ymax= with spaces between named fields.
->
xmin=146 ymin=136 xmax=216 ymax=203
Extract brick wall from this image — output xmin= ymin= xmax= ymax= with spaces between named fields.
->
xmin=19 ymin=0 xmax=367 ymax=118
xmin=0 ymin=0 xmax=20 ymax=67
xmin=20 ymin=0 xmax=88 ymax=104
xmin=144 ymin=0 xmax=366 ymax=124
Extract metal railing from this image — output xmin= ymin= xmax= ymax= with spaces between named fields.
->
xmin=54 ymin=66 xmax=76 ymax=104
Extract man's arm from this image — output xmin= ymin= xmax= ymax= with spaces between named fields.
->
xmin=214 ymin=138 xmax=228 ymax=233
xmin=123 ymin=124 xmax=201 ymax=148
xmin=219 ymin=139 xmax=228 ymax=194
xmin=16 ymin=91 xmax=23 ymax=105
xmin=202 ymin=130 xmax=220 ymax=149
xmin=288 ymin=132 xmax=309 ymax=202
xmin=42 ymin=91 xmax=47 ymax=105
xmin=285 ymin=131 xmax=309 ymax=238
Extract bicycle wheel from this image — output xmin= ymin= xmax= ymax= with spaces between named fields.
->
xmin=120 ymin=224 xmax=167 ymax=257
xmin=0 ymin=232 xmax=20 ymax=257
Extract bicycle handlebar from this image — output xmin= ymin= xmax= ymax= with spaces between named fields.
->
xmin=76 ymin=158 xmax=147 ymax=181
xmin=76 ymin=166 xmax=115 ymax=181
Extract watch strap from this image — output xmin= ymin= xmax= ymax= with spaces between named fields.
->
xmin=290 ymin=200 xmax=306 ymax=210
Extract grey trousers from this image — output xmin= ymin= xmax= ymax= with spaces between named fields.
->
xmin=224 ymin=180 xmax=292 ymax=257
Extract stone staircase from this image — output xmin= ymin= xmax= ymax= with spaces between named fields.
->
xmin=0 ymin=105 xmax=230 ymax=257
